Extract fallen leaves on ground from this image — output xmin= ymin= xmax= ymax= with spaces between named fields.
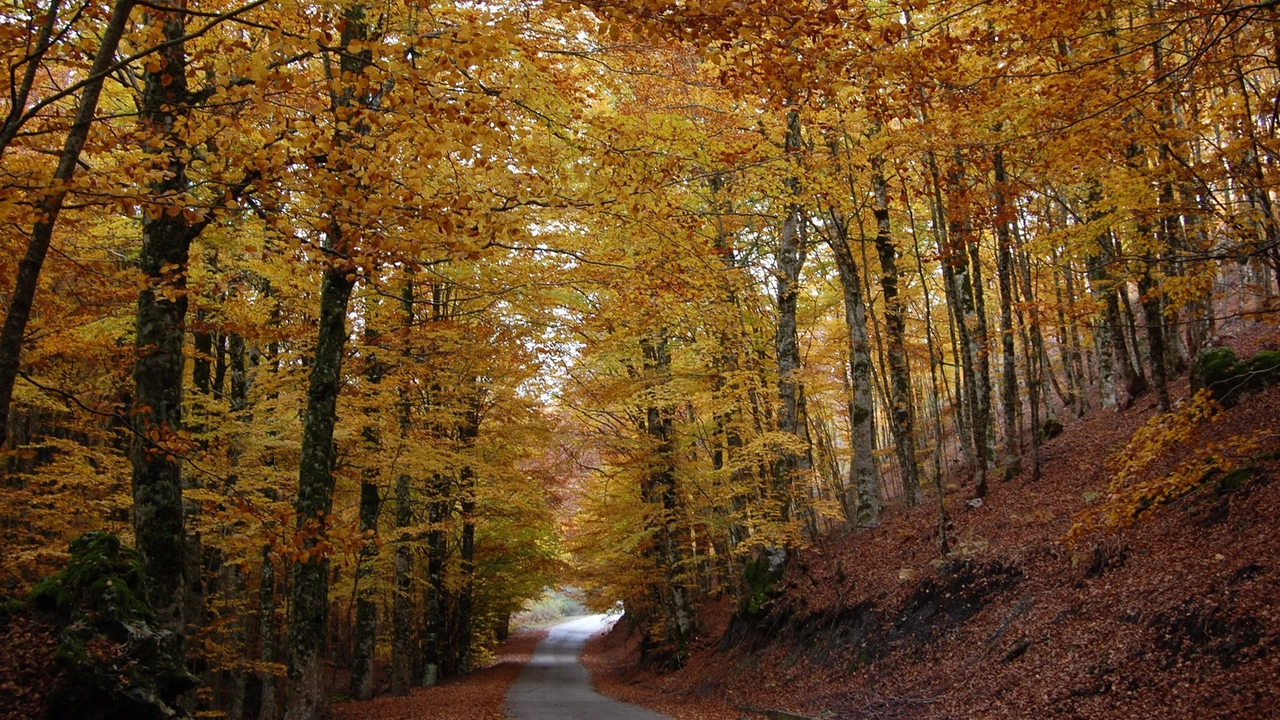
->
xmin=332 ymin=629 xmax=546 ymax=720
xmin=583 ymin=325 xmax=1280 ymax=720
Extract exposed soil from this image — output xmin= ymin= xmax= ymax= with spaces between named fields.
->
xmin=585 ymin=325 xmax=1280 ymax=720
xmin=331 ymin=629 xmax=546 ymax=720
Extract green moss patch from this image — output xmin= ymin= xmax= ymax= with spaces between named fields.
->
xmin=29 ymin=532 xmax=195 ymax=720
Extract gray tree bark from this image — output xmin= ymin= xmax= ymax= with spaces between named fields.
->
xmin=993 ymin=150 xmax=1022 ymax=480
xmin=773 ymin=110 xmax=811 ymax=522
xmin=640 ymin=333 xmax=695 ymax=662
xmin=825 ymin=210 xmax=880 ymax=527
xmin=871 ymin=158 xmax=921 ymax=504
xmin=130 ymin=0 xmax=201 ymax=636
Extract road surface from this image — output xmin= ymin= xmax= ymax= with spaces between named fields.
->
xmin=504 ymin=614 xmax=671 ymax=720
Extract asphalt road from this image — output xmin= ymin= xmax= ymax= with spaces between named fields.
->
xmin=504 ymin=614 xmax=671 ymax=720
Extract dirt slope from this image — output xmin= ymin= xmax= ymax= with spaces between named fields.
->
xmin=589 ymin=329 xmax=1280 ymax=720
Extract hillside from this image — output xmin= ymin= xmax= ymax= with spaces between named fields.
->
xmin=587 ymin=329 xmax=1280 ymax=720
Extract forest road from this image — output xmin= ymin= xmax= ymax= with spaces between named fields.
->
xmin=504 ymin=614 xmax=671 ymax=720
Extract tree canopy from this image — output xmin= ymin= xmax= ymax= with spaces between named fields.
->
xmin=1 ymin=0 xmax=1276 ymax=716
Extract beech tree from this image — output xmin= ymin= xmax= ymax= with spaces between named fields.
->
xmin=1 ymin=0 xmax=1277 ymax=713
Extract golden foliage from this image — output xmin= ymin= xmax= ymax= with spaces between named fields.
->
xmin=1069 ymin=391 xmax=1268 ymax=544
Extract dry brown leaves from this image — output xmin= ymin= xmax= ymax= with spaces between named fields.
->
xmin=0 ymin=610 xmax=59 ymax=720
xmin=331 ymin=629 xmax=546 ymax=720
xmin=582 ymin=324 xmax=1280 ymax=720
xmin=582 ymin=622 xmax=759 ymax=720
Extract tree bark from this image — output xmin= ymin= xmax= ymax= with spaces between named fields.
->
xmin=943 ymin=155 xmax=990 ymax=498
xmin=348 ymin=478 xmax=380 ymax=701
xmin=390 ymin=278 xmax=415 ymax=696
xmin=390 ymin=473 xmax=413 ymax=696
xmin=826 ymin=211 xmax=880 ymax=526
xmin=993 ymin=150 xmax=1022 ymax=480
xmin=283 ymin=261 xmax=355 ymax=719
xmin=284 ymin=6 xmax=372 ymax=715
xmin=871 ymin=158 xmax=920 ymax=504
xmin=130 ymin=0 xmax=198 ymax=636
xmin=773 ymin=110 xmax=810 ymax=524
xmin=639 ymin=333 xmax=695 ymax=662
xmin=421 ymin=469 xmax=448 ymax=687
xmin=0 ymin=0 xmax=136 ymax=458
xmin=259 ymin=545 xmax=280 ymax=720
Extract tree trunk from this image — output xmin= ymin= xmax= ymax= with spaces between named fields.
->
xmin=284 ymin=6 xmax=372 ymax=716
xmin=259 ymin=546 xmax=280 ymax=720
xmin=871 ymin=158 xmax=921 ymax=504
xmin=348 ymin=479 xmax=380 ymax=701
xmin=453 ymin=396 xmax=481 ymax=673
xmin=1005 ymin=207 xmax=1048 ymax=481
xmin=826 ymin=214 xmax=880 ymax=527
xmin=1138 ymin=266 xmax=1171 ymax=412
xmin=906 ymin=196 xmax=951 ymax=553
xmin=390 ymin=473 xmax=413 ymax=696
xmin=1101 ymin=234 xmax=1146 ymax=407
xmin=222 ymin=563 xmax=248 ymax=720
xmin=193 ymin=310 xmax=213 ymax=397
xmin=992 ymin=149 xmax=1022 ymax=480
xmin=390 ymin=277 xmax=415 ymax=696
xmin=640 ymin=333 xmax=695 ymax=662
xmin=773 ymin=110 xmax=810 ymax=525
xmin=421 ymin=471 xmax=448 ymax=687
xmin=944 ymin=155 xmax=990 ymax=498
xmin=229 ymin=334 xmax=249 ymax=412
xmin=0 ymin=0 xmax=136 ymax=447
xmin=284 ymin=261 xmax=355 ymax=719
xmin=130 ymin=0 xmax=200 ymax=637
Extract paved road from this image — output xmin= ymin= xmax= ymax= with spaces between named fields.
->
xmin=504 ymin=614 xmax=671 ymax=720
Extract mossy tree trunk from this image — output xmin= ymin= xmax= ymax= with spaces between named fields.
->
xmin=871 ymin=156 xmax=921 ymax=504
xmin=825 ymin=210 xmax=880 ymax=527
xmin=773 ymin=109 xmax=810 ymax=523
xmin=639 ymin=333 xmax=695 ymax=661
xmin=283 ymin=261 xmax=355 ymax=719
xmin=283 ymin=5 xmax=373 ymax=717
xmin=131 ymin=0 xmax=202 ymax=637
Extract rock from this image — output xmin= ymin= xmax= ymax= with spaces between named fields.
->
xmin=30 ymin=532 xmax=195 ymax=720
xmin=1192 ymin=347 xmax=1280 ymax=407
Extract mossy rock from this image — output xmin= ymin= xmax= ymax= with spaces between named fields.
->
xmin=0 ymin=593 xmax=23 ymax=621
xmin=29 ymin=532 xmax=194 ymax=720
xmin=1191 ymin=347 xmax=1238 ymax=393
xmin=1041 ymin=417 xmax=1064 ymax=441
xmin=741 ymin=547 xmax=787 ymax=616
xmin=1192 ymin=347 xmax=1280 ymax=407
xmin=31 ymin=532 xmax=151 ymax=624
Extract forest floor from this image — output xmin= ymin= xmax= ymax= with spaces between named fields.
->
xmin=330 ymin=628 xmax=546 ymax=720
xmin=4 ymin=325 xmax=1277 ymax=720
xmin=584 ymin=324 xmax=1280 ymax=720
